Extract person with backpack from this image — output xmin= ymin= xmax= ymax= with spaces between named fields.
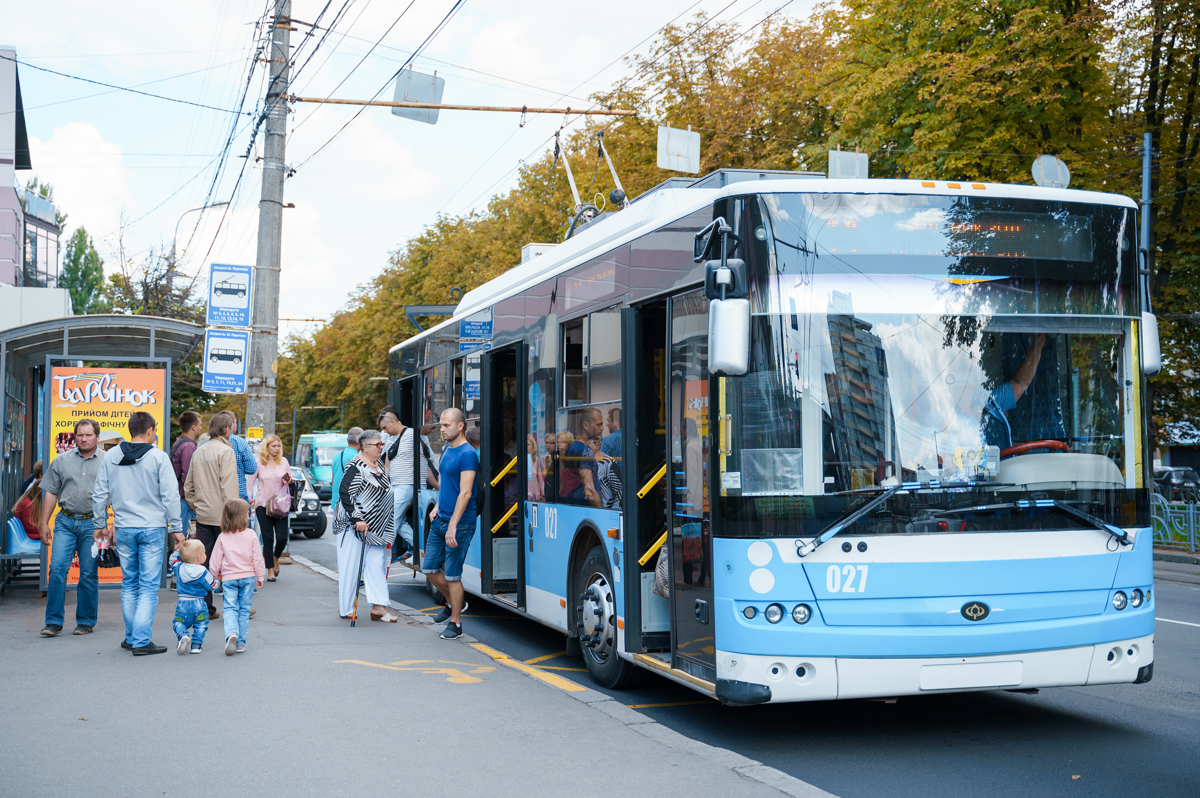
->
xmin=378 ymin=405 xmax=430 ymax=563
xmin=171 ymin=411 xmax=201 ymax=533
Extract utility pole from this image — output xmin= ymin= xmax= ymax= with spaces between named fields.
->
xmin=246 ymin=0 xmax=290 ymax=437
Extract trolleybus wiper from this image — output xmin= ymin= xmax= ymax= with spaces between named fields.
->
xmin=1013 ymin=498 xmax=1131 ymax=546
xmin=797 ymin=485 xmax=905 ymax=557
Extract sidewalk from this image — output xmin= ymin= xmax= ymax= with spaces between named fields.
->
xmin=0 ymin=561 xmax=831 ymax=798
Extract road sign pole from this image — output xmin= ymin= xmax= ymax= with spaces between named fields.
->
xmin=246 ymin=0 xmax=290 ymax=437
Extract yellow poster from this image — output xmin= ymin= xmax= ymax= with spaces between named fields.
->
xmin=45 ymin=367 xmax=168 ymax=587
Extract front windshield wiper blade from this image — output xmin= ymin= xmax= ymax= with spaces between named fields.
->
xmin=1015 ymin=498 xmax=1131 ymax=546
xmin=798 ymin=485 xmax=904 ymax=557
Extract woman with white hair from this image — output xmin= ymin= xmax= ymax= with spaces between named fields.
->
xmin=333 ymin=429 xmax=397 ymax=622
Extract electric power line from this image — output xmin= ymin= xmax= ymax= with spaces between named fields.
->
xmin=0 ymin=54 xmax=252 ymax=116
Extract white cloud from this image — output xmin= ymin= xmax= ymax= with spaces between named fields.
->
xmin=25 ymin=122 xmax=134 ymax=242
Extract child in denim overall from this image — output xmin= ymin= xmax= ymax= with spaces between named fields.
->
xmin=170 ymin=540 xmax=217 ymax=654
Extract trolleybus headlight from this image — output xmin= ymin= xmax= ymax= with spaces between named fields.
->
xmin=792 ymin=604 xmax=811 ymax=624
xmin=1130 ymin=588 xmax=1144 ymax=608
xmin=743 ymin=606 xmax=757 ymax=620
xmin=764 ymin=604 xmax=784 ymax=624
xmin=1112 ymin=591 xmax=1128 ymax=611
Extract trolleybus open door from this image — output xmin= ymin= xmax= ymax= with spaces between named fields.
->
xmin=622 ymin=300 xmax=671 ymax=655
xmin=395 ymin=375 xmax=421 ymax=567
xmin=480 ymin=343 xmax=527 ymax=610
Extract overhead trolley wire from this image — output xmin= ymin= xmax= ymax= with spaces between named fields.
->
xmin=293 ymin=0 xmax=469 ymax=172
xmin=0 ymin=54 xmax=253 ymax=116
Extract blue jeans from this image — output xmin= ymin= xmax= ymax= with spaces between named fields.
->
xmin=222 ymin=577 xmax=255 ymax=644
xmin=421 ymin=515 xmax=476 ymax=582
xmin=113 ymin=527 xmax=166 ymax=648
xmin=179 ymin=498 xmax=196 ymax=529
xmin=392 ymin=484 xmax=414 ymax=551
xmin=173 ymin=598 xmax=209 ymax=647
xmin=45 ymin=515 xmax=99 ymax=628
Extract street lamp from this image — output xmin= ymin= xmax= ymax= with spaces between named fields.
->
xmin=170 ymin=201 xmax=230 ymax=284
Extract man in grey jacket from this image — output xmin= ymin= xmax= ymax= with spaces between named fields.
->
xmin=93 ymin=411 xmax=182 ymax=656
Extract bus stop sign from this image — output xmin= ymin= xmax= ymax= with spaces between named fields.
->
xmin=206 ymin=263 xmax=253 ymax=327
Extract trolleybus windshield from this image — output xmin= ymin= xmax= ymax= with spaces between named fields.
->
xmin=716 ymin=192 xmax=1147 ymax=538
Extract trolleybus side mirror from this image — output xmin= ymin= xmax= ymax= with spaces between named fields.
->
xmin=709 ymin=297 xmax=750 ymax=375
xmin=1142 ymin=312 xmax=1161 ymax=376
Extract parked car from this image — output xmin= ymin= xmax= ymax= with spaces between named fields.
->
xmin=1153 ymin=466 xmax=1200 ymax=502
xmin=288 ymin=467 xmax=328 ymax=538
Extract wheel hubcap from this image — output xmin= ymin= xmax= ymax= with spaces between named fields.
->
xmin=578 ymin=572 xmax=615 ymax=664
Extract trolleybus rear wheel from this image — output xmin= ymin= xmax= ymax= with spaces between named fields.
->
xmin=575 ymin=546 xmax=640 ymax=689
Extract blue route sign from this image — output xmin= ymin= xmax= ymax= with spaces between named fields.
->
xmin=201 ymin=329 xmax=251 ymax=394
xmin=460 ymin=307 xmax=493 ymax=339
xmin=206 ymin=263 xmax=253 ymax=328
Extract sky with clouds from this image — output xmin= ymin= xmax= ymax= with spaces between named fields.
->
xmin=5 ymin=0 xmax=814 ymax=339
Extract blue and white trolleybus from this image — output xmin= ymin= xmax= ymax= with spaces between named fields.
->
xmin=388 ymin=169 xmax=1157 ymax=705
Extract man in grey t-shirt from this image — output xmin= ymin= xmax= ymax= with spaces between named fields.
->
xmin=39 ymin=419 xmax=103 ymax=637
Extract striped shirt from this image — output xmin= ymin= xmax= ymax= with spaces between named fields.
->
xmin=383 ymin=428 xmax=429 ymax=488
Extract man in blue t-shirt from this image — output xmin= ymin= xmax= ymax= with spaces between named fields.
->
xmin=423 ymin=408 xmax=479 ymax=640
xmin=983 ymin=333 xmax=1046 ymax=448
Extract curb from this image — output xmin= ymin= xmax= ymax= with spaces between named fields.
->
xmin=1153 ymin=551 xmax=1200 ymax=565
xmin=290 ymin=553 xmax=838 ymax=798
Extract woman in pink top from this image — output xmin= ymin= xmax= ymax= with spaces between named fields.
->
xmin=209 ymin=499 xmax=266 ymax=655
xmin=247 ymin=435 xmax=293 ymax=582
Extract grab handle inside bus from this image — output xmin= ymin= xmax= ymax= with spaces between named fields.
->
xmin=490 ymin=455 xmax=519 ymax=487
xmin=637 ymin=464 xmax=667 ymax=499
xmin=639 ymin=529 xmax=669 ymax=566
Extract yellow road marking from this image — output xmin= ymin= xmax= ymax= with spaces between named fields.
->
xmin=337 ymin=659 xmax=495 ymax=684
xmin=535 ymin=666 xmax=587 ymax=672
xmin=626 ymin=701 xmax=715 ymax=709
xmin=417 ymin=606 xmax=443 ymax=612
xmin=523 ymin=651 xmax=566 ymax=665
xmin=470 ymin=643 xmax=587 ymax=692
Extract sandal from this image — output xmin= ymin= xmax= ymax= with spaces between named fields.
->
xmin=267 ymin=576 xmax=276 ymax=582
xmin=374 ymin=613 xmax=399 ymax=623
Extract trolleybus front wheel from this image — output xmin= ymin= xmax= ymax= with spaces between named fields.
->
xmin=575 ymin=546 xmax=641 ymax=689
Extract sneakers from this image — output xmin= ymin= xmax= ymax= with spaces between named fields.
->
xmin=177 ymin=635 xmax=191 ymax=654
xmin=224 ymin=635 xmax=238 ymax=656
xmin=121 ymin=639 xmax=133 ymax=651
xmin=440 ymin=622 xmax=463 ymax=640
xmin=235 ymin=644 xmax=246 ymax=654
xmin=433 ymin=600 xmax=467 ymax=624
xmin=73 ymin=625 xmax=93 ymax=635
xmin=40 ymin=625 xmax=63 ymax=636
xmin=133 ymin=642 xmax=167 ymax=656
xmin=191 ymin=645 xmax=203 ymax=654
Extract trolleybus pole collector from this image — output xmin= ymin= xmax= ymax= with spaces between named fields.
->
xmin=388 ymin=168 xmax=1158 ymax=705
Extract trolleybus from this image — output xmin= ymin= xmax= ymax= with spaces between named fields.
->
xmin=388 ymin=169 xmax=1157 ymax=705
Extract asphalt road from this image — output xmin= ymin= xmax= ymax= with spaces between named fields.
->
xmin=290 ymin=528 xmax=1200 ymax=798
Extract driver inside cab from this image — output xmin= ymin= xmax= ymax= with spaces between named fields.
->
xmin=983 ymin=333 xmax=1047 ymax=449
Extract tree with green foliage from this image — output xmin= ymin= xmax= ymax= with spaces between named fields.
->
xmin=59 ymin=227 xmax=110 ymax=314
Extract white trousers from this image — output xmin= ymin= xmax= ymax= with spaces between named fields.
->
xmin=336 ymin=533 xmax=390 ymax=616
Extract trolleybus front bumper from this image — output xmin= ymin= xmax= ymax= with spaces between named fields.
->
xmin=715 ymin=634 xmax=1154 ymax=705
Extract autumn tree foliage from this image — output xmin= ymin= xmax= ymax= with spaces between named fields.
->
xmin=279 ymin=3 xmax=1198 ymax=447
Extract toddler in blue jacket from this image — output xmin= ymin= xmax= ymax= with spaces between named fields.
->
xmin=170 ymin=540 xmax=217 ymax=654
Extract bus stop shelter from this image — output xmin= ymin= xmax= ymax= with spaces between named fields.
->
xmin=0 ymin=315 xmax=203 ymax=593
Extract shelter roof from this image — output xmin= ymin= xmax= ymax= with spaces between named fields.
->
xmin=0 ymin=315 xmax=204 ymax=368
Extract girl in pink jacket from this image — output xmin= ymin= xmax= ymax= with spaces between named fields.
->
xmin=209 ymin=499 xmax=265 ymax=655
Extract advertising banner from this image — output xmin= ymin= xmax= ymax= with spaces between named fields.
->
xmin=44 ymin=367 xmax=168 ymax=588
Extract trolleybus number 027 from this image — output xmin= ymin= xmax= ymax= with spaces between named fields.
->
xmin=827 ymin=564 xmax=869 ymax=593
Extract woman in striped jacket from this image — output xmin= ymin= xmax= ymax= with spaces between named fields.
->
xmin=332 ymin=429 xmax=397 ymax=622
